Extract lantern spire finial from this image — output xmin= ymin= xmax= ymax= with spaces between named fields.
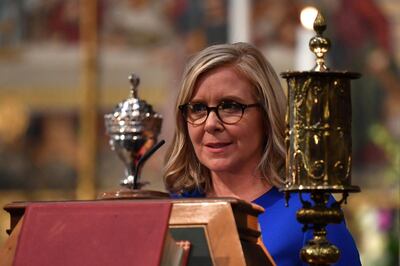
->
xmin=309 ymin=12 xmax=330 ymax=71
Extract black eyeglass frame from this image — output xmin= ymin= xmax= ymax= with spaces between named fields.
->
xmin=178 ymin=101 xmax=260 ymax=125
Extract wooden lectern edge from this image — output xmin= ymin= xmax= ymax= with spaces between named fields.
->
xmin=3 ymin=197 xmax=264 ymax=234
xmin=2 ymin=198 xmax=274 ymax=265
xmin=169 ymin=200 xmax=274 ymax=265
xmin=170 ymin=200 xmax=247 ymax=265
xmin=0 ymin=217 xmax=23 ymax=266
xmin=257 ymin=238 xmax=277 ymax=266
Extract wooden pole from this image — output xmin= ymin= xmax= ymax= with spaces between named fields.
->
xmin=77 ymin=0 xmax=98 ymax=199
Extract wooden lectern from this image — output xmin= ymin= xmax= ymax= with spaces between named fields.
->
xmin=0 ymin=198 xmax=275 ymax=266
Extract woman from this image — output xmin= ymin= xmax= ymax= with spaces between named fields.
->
xmin=164 ymin=42 xmax=361 ymax=265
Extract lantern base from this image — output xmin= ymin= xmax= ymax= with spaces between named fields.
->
xmin=300 ymin=235 xmax=340 ymax=266
xmin=287 ymin=190 xmax=353 ymax=265
xmin=281 ymin=185 xmax=360 ymax=193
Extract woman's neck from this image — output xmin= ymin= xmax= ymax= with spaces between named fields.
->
xmin=207 ymin=171 xmax=272 ymax=202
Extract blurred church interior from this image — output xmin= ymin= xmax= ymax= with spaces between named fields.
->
xmin=0 ymin=1 xmax=398 ymax=265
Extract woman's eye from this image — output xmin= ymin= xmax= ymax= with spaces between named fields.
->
xmin=219 ymin=101 xmax=241 ymax=111
xmin=190 ymin=103 xmax=207 ymax=113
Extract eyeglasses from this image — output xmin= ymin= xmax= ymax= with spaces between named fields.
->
xmin=179 ymin=101 xmax=260 ymax=125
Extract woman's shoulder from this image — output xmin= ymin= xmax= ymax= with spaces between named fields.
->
xmin=253 ymin=187 xmax=347 ymax=213
xmin=253 ymin=186 xmax=304 ymax=211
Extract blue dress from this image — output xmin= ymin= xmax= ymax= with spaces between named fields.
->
xmin=253 ymin=187 xmax=361 ymax=266
xmin=178 ymin=187 xmax=361 ymax=266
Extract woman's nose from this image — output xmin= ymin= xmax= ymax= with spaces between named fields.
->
xmin=204 ymin=111 xmax=224 ymax=132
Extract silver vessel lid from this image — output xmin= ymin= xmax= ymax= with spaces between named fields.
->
xmin=104 ymin=74 xmax=162 ymax=135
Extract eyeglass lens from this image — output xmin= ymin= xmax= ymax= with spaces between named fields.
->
xmin=184 ymin=101 xmax=246 ymax=125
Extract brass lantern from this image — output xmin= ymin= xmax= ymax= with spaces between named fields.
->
xmin=281 ymin=12 xmax=360 ymax=265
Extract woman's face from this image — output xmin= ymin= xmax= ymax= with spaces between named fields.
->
xmin=187 ymin=66 xmax=265 ymax=176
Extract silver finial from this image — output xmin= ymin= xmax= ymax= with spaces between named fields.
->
xmin=129 ymin=73 xmax=140 ymax=98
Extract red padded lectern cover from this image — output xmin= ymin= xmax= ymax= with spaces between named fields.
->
xmin=13 ymin=201 xmax=172 ymax=266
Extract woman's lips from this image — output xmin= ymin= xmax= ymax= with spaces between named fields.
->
xmin=204 ymin=142 xmax=232 ymax=152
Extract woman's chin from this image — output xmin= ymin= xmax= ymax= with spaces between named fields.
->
xmin=204 ymin=160 xmax=237 ymax=173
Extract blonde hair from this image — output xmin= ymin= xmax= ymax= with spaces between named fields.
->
xmin=163 ymin=42 xmax=286 ymax=194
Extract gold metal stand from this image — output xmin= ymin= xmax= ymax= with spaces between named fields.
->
xmin=281 ymin=12 xmax=361 ymax=266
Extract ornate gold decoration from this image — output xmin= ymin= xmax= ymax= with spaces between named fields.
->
xmin=281 ymin=12 xmax=361 ymax=266
xmin=309 ymin=12 xmax=330 ymax=72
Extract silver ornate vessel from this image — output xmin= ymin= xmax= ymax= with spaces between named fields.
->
xmin=102 ymin=73 xmax=168 ymax=199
